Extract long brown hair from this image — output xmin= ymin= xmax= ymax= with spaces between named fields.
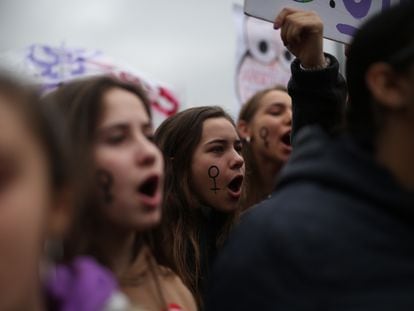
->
xmin=152 ymin=106 xmax=239 ymax=306
xmin=42 ymin=75 xmax=152 ymax=267
xmin=238 ymin=85 xmax=288 ymax=210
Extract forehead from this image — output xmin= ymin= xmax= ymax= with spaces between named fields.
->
xmin=260 ymin=90 xmax=292 ymax=109
xmin=200 ymin=117 xmax=238 ymax=142
xmin=99 ymin=87 xmax=149 ymax=126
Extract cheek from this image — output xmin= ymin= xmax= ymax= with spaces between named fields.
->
xmin=254 ymin=118 xmax=285 ymax=142
xmin=192 ymin=158 xmax=218 ymax=196
xmin=94 ymin=150 xmax=130 ymax=186
xmin=0 ymin=174 xmax=50 ymax=302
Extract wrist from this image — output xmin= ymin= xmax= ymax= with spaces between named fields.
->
xmin=300 ymin=55 xmax=330 ymax=71
xmin=301 ymin=53 xmax=326 ymax=67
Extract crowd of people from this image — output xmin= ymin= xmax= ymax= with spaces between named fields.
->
xmin=1 ymin=2 xmax=413 ymax=310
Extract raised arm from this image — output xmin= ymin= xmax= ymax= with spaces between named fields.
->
xmin=275 ymin=8 xmax=347 ymax=141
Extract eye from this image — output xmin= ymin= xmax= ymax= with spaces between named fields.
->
xmin=234 ymin=143 xmax=243 ymax=154
xmin=210 ymin=145 xmax=224 ymax=154
xmin=146 ymin=134 xmax=155 ymax=142
xmin=106 ymin=133 xmax=126 ymax=145
xmin=0 ymin=164 xmax=17 ymax=193
xmin=268 ymin=109 xmax=283 ymax=116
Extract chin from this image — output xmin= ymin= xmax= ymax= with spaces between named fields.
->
xmin=272 ymin=152 xmax=290 ymax=164
xmin=135 ymin=209 xmax=162 ymax=231
xmin=216 ymin=202 xmax=239 ymax=214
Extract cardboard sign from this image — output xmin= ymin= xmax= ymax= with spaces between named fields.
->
xmin=244 ymin=0 xmax=403 ymax=44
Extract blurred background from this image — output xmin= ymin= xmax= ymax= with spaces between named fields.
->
xmin=0 ymin=0 xmax=344 ymax=120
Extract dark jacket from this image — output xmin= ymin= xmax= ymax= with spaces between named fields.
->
xmin=197 ymin=205 xmax=230 ymax=307
xmin=205 ymin=56 xmax=414 ymax=310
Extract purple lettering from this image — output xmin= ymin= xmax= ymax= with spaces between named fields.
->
xmin=342 ymin=0 xmax=372 ymax=19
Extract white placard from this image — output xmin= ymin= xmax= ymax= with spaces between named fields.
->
xmin=244 ymin=0 xmax=402 ymax=44
xmin=233 ymin=4 xmax=294 ymax=107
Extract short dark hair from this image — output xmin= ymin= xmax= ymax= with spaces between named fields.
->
xmin=346 ymin=1 xmax=414 ymax=148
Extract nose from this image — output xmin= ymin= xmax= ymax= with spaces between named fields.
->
xmin=230 ymin=150 xmax=244 ymax=171
xmin=134 ymin=139 xmax=158 ymax=167
xmin=285 ymin=108 xmax=292 ymax=127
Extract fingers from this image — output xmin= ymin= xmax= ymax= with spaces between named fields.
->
xmin=277 ymin=9 xmax=323 ymax=48
xmin=274 ymin=7 xmax=298 ymax=29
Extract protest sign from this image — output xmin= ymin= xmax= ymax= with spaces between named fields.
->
xmin=0 ymin=44 xmax=180 ymax=127
xmin=234 ymin=4 xmax=293 ymax=106
xmin=244 ymin=0 xmax=403 ymax=44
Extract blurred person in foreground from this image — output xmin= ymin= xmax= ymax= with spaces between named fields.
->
xmin=207 ymin=3 xmax=414 ymax=310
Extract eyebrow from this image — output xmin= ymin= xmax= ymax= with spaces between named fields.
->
xmin=268 ymin=102 xmax=289 ymax=108
xmin=98 ymin=120 xmax=153 ymax=132
xmin=206 ymin=139 xmax=228 ymax=146
xmin=206 ymin=138 xmax=242 ymax=145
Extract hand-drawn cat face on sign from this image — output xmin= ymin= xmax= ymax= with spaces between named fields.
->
xmin=236 ymin=16 xmax=293 ymax=105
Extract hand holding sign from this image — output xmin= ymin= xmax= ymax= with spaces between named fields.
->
xmin=274 ymin=8 xmax=325 ymax=68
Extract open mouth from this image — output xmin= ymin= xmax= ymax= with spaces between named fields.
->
xmin=137 ymin=176 xmax=159 ymax=197
xmin=281 ymin=131 xmax=291 ymax=146
xmin=227 ymin=175 xmax=244 ymax=193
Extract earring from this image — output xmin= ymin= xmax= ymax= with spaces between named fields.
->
xmin=245 ymin=136 xmax=251 ymax=143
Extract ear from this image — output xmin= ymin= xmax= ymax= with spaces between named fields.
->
xmin=366 ymin=62 xmax=410 ymax=110
xmin=237 ymin=120 xmax=252 ymax=139
xmin=47 ymin=187 xmax=74 ymax=239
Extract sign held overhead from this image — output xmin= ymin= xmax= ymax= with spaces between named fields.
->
xmin=244 ymin=0 xmax=404 ymax=44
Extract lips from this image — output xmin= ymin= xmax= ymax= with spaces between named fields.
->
xmin=136 ymin=175 xmax=161 ymax=208
xmin=227 ymin=175 xmax=244 ymax=199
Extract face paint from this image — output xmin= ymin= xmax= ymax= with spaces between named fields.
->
xmin=96 ymin=169 xmax=114 ymax=204
xmin=259 ymin=127 xmax=269 ymax=149
xmin=208 ymin=165 xmax=220 ymax=194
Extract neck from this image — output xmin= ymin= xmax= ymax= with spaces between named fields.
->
xmin=97 ymin=225 xmax=138 ymax=277
xmin=376 ymin=118 xmax=414 ymax=191
xmin=254 ymin=151 xmax=284 ymax=194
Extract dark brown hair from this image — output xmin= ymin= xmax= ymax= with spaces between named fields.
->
xmin=346 ymin=1 xmax=414 ymax=149
xmin=0 ymin=73 xmax=70 ymax=192
xmin=238 ymin=85 xmax=288 ymax=210
xmin=43 ymin=75 xmax=152 ymax=267
xmin=152 ymin=106 xmax=239 ymax=306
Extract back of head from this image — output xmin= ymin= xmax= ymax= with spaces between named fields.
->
xmin=346 ymin=1 xmax=414 ymax=148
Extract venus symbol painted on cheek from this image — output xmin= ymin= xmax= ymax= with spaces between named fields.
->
xmin=259 ymin=127 xmax=269 ymax=149
xmin=96 ymin=169 xmax=114 ymax=204
xmin=208 ymin=165 xmax=220 ymax=194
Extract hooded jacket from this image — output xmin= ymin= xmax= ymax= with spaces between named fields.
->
xmin=206 ymin=126 xmax=414 ymax=310
xmin=205 ymin=54 xmax=414 ymax=310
